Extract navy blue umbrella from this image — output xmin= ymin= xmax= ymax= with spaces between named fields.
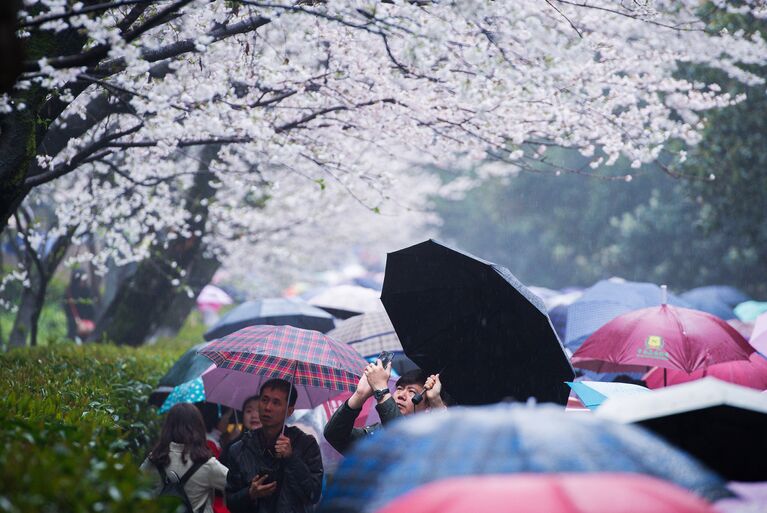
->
xmin=564 ymin=280 xmax=691 ymax=352
xmin=320 ymin=404 xmax=728 ymax=513
xmin=680 ymin=286 xmax=751 ymax=320
xmin=203 ymin=298 xmax=335 ymax=340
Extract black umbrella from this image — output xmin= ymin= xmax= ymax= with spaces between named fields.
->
xmin=203 ymin=297 xmax=335 ymax=340
xmin=380 ymin=240 xmax=574 ymax=405
xmin=597 ymin=377 xmax=767 ymax=482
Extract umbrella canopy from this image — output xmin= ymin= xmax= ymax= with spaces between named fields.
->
xmin=196 ymin=284 xmax=233 ymax=308
xmin=159 ymin=376 xmax=207 ymax=413
xmin=564 ymin=279 xmax=691 ymax=352
xmin=308 ymin=285 xmax=383 ymax=319
xmin=597 ymin=377 xmax=767 ymax=481
xmin=679 ymin=286 xmax=750 ymax=320
xmin=734 ymin=300 xmax=767 ymax=323
xmin=149 ymin=342 xmax=213 ymax=406
xmin=203 ymin=298 xmax=335 ymax=341
xmin=199 ymin=325 xmax=367 ymax=409
xmin=373 ymin=474 xmax=718 ymax=513
xmin=643 ymin=352 xmax=767 ymax=390
xmin=380 ymin=239 xmax=574 ymax=405
xmin=571 ymin=304 xmax=754 ymax=374
xmin=319 ymin=404 xmax=727 ymax=513
xmin=750 ymin=312 xmax=767 ymax=355
xmin=327 ymin=310 xmax=402 ymax=357
xmin=566 ymin=381 xmax=650 ymax=411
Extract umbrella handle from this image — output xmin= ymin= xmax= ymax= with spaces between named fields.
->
xmin=412 ymin=367 xmax=446 ymax=406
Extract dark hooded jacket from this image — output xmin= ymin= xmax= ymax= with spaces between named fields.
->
xmin=223 ymin=426 xmax=323 ymax=513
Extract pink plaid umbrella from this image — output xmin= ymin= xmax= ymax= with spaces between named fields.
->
xmin=571 ymin=303 xmax=754 ymax=375
xmin=199 ymin=325 xmax=367 ymax=409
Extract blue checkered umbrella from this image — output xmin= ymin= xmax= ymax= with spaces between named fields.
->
xmin=320 ymin=404 xmax=728 ymax=513
xmin=159 ymin=376 xmax=206 ymax=413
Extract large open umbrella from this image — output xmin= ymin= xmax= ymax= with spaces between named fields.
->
xmin=643 ymin=352 xmax=767 ymax=390
xmin=380 ymin=240 xmax=574 ymax=405
xmin=308 ymin=284 xmax=383 ymax=319
xmin=564 ymin=279 xmax=691 ymax=352
xmin=597 ymin=378 xmax=767 ymax=481
xmin=679 ymin=285 xmax=749 ymax=321
xmin=327 ymin=310 xmax=402 ymax=357
xmin=571 ymin=298 xmax=754 ymax=375
xmin=373 ymin=474 xmax=718 ymax=513
xmin=319 ymin=404 xmax=727 ymax=513
xmin=199 ymin=325 xmax=367 ymax=409
xmin=203 ymin=298 xmax=334 ymax=340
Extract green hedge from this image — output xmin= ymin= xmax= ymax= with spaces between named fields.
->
xmin=0 ymin=343 xmax=188 ymax=513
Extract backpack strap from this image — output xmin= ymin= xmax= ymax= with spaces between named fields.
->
xmin=178 ymin=460 xmax=206 ymax=485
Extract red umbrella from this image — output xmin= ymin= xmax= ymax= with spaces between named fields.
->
xmin=373 ymin=474 xmax=718 ymax=513
xmin=643 ymin=352 xmax=767 ymax=390
xmin=571 ymin=299 xmax=753 ymax=375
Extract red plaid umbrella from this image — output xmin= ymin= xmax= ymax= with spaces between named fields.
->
xmin=198 ymin=325 xmax=367 ymax=409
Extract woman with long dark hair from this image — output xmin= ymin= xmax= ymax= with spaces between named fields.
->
xmin=141 ymin=403 xmax=228 ymax=513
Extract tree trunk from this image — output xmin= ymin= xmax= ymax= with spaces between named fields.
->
xmin=93 ymin=145 xmax=221 ymax=345
xmin=7 ymin=227 xmax=74 ymax=348
xmin=7 ymin=269 xmax=43 ymax=348
xmin=150 ymin=250 xmax=220 ymax=341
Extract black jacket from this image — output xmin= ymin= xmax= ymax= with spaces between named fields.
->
xmin=223 ymin=426 xmax=323 ymax=513
xmin=322 ymin=397 xmax=402 ymax=454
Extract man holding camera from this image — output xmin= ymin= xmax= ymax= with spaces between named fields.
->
xmin=224 ymin=378 xmax=323 ymax=513
xmin=323 ymin=358 xmax=445 ymax=454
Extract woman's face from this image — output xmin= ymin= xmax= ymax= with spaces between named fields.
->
xmin=242 ymin=399 xmax=261 ymax=430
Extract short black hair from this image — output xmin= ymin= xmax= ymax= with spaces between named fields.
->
xmin=260 ymin=378 xmax=298 ymax=407
xmin=241 ymin=394 xmax=260 ymax=412
xmin=395 ymin=369 xmax=428 ymax=389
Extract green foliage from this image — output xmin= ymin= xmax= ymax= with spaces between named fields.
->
xmin=434 ymin=152 xmax=766 ymax=296
xmin=0 ymin=344 xmax=185 ymax=513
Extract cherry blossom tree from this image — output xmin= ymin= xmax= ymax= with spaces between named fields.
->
xmin=2 ymin=0 xmax=767 ymax=346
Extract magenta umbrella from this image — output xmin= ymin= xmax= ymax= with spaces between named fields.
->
xmin=571 ymin=299 xmax=754 ymax=375
xmin=643 ymin=352 xmax=767 ymax=390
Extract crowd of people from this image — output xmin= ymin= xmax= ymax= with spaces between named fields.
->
xmin=142 ymin=360 xmax=444 ymax=513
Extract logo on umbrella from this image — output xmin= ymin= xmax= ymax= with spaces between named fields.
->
xmin=637 ymin=335 xmax=669 ymax=360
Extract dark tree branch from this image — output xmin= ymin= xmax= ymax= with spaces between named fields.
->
xmin=20 ymin=0 xmax=159 ymax=29
xmin=24 ymin=123 xmax=144 ymax=187
xmin=22 ymin=0 xmax=195 ymax=72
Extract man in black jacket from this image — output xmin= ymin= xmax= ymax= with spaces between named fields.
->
xmin=323 ymin=360 xmax=445 ymax=454
xmin=224 ymin=379 xmax=323 ymax=513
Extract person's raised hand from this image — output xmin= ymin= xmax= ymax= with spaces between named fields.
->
xmin=274 ymin=433 xmax=293 ymax=459
xmin=425 ymin=374 xmax=445 ymax=408
xmin=249 ymin=475 xmax=277 ymax=499
xmin=364 ymin=359 xmax=391 ymax=391
xmin=348 ymin=371 xmax=373 ymax=409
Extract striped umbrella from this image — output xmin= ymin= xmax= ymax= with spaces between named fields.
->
xmin=199 ymin=325 xmax=367 ymax=409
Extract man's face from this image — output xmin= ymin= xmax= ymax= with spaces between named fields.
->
xmin=392 ymin=382 xmax=427 ymax=415
xmin=242 ymin=399 xmax=261 ymax=430
xmin=258 ymin=386 xmax=295 ymax=429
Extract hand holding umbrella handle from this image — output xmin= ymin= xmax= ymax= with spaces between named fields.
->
xmin=411 ymin=385 xmax=430 ymax=405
